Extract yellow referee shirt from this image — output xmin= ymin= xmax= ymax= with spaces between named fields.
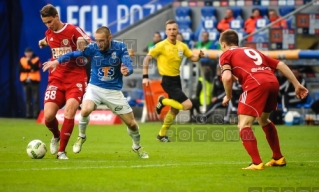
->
xmin=148 ymin=39 xmax=193 ymax=76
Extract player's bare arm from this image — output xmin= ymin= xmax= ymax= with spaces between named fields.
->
xmin=76 ymin=37 xmax=90 ymax=51
xmin=42 ymin=60 xmax=59 ymax=72
xmin=189 ymin=50 xmax=204 ymax=62
xmin=221 ymin=64 xmax=233 ymax=106
xmin=276 ymin=61 xmax=308 ymax=99
xmin=142 ymin=55 xmax=152 ymax=86
xmin=38 ymin=38 xmax=48 ymax=49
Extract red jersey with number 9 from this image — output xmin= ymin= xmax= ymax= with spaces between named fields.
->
xmin=219 ymin=47 xmax=279 ymax=91
xmin=45 ymin=23 xmax=90 ymax=83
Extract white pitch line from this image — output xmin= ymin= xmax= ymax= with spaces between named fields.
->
xmin=0 ymin=162 xmax=234 ymax=172
xmin=1 ymin=160 xmax=319 ymax=172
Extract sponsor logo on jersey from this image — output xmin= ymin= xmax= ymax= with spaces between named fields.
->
xmin=251 ymin=67 xmax=271 ymax=72
xmin=47 ymin=85 xmax=58 ymax=91
xmin=50 ymin=37 xmax=54 ymax=41
xmin=114 ymin=106 xmax=123 ymax=111
xmin=51 ymin=47 xmax=72 ymax=59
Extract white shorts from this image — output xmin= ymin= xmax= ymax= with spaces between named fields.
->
xmin=83 ymin=84 xmax=132 ymax=115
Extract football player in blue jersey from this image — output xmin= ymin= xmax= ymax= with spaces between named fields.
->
xmin=43 ymin=26 xmax=149 ymax=159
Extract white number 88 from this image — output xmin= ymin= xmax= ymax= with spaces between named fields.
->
xmin=244 ymin=49 xmax=262 ymax=65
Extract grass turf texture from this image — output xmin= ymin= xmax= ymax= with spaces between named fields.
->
xmin=0 ymin=118 xmax=318 ymax=192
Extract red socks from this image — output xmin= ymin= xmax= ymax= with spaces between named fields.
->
xmin=45 ymin=118 xmax=60 ymax=138
xmin=58 ymin=118 xmax=75 ymax=152
xmin=240 ymin=127 xmax=262 ymax=164
xmin=262 ymin=122 xmax=283 ymax=160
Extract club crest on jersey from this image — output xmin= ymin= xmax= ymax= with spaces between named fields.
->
xmin=111 ymin=52 xmax=117 ymax=59
xmin=178 ymin=50 xmax=183 ymax=58
xmin=76 ymin=83 xmax=83 ymax=91
xmin=62 ymin=39 xmax=69 ymax=46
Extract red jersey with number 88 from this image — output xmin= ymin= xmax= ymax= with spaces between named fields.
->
xmin=219 ymin=47 xmax=280 ymax=91
xmin=45 ymin=23 xmax=89 ymax=83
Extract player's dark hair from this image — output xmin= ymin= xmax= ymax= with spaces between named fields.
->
xmin=96 ymin=26 xmax=111 ymax=37
xmin=40 ymin=4 xmax=58 ymax=17
xmin=166 ymin=20 xmax=177 ymax=26
xmin=219 ymin=29 xmax=239 ymax=46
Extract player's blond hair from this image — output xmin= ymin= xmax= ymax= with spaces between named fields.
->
xmin=166 ymin=20 xmax=177 ymax=26
xmin=219 ymin=29 xmax=239 ymax=46
xmin=40 ymin=4 xmax=58 ymax=17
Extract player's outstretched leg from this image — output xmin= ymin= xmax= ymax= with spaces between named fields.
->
xmin=73 ymin=115 xmax=89 ymax=153
xmin=262 ymin=121 xmax=286 ymax=167
xmin=156 ymin=96 xmax=183 ymax=115
xmin=157 ymin=110 xmax=177 ymax=142
xmin=57 ymin=117 xmax=75 ymax=159
xmin=240 ymin=127 xmax=264 ymax=170
xmin=45 ymin=118 xmax=60 ymax=155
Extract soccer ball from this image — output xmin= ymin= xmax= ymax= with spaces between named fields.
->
xmin=26 ymin=140 xmax=47 ymax=159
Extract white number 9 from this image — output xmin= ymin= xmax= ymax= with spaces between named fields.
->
xmin=244 ymin=49 xmax=262 ymax=65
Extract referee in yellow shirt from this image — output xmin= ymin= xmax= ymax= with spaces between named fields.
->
xmin=143 ymin=20 xmax=204 ymax=142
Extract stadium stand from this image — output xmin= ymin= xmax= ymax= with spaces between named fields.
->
xmin=279 ymin=6 xmax=295 ymax=28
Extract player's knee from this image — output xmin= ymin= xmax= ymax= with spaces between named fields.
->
xmin=126 ymin=119 xmax=137 ymax=129
xmin=183 ymin=102 xmax=192 ymax=110
xmin=44 ymin=112 xmax=55 ymax=122
xmin=81 ymin=108 xmax=91 ymax=117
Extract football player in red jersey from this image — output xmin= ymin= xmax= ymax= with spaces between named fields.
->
xmin=219 ymin=29 xmax=308 ymax=170
xmin=39 ymin=4 xmax=90 ymax=159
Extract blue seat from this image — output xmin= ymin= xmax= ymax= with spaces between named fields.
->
xmin=206 ymin=29 xmax=220 ymax=42
xmin=279 ymin=6 xmax=295 ymax=28
xmin=201 ymin=7 xmax=217 ymax=29
xmin=230 ymin=19 xmax=244 ymax=30
xmin=296 ymin=94 xmax=312 ymax=109
xmin=236 ymin=29 xmax=247 ymax=42
xmin=195 ymin=7 xmax=217 ymax=41
xmin=252 ymin=18 xmax=270 ymax=43
xmin=177 ymin=20 xmax=192 ymax=30
xmin=128 ymin=89 xmax=144 ymax=107
xmin=175 ymin=7 xmax=191 ymax=21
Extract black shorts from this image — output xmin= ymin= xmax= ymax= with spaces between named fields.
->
xmin=161 ymin=75 xmax=188 ymax=103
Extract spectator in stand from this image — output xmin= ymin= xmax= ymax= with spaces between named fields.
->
xmin=268 ymin=9 xmax=288 ymax=28
xmin=195 ymin=31 xmax=218 ymax=75
xmin=143 ymin=31 xmax=162 ymax=52
xmin=244 ymin=8 xmax=263 ymax=41
xmin=217 ymin=8 xmax=234 ymax=32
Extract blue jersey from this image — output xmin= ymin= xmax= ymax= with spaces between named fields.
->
xmin=58 ymin=40 xmax=133 ymax=90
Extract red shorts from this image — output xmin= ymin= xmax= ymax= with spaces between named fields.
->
xmin=238 ymin=82 xmax=279 ymax=117
xmin=44 ymin=79 xmax=87 ymax=108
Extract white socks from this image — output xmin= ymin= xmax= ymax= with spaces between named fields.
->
xmin=79 ymin=115 xmax=90 ymax=138
xmin=127 ymin=127 xmax=141 ymax=149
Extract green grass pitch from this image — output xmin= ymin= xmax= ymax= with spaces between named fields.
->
xmin=0 ymin=118 xmax=318 ymax=192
